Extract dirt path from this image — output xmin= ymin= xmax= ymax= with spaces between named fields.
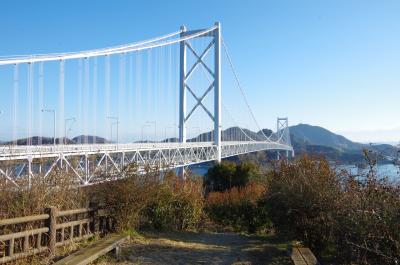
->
xmin=97 ymin=231 xmax=293 ymax=265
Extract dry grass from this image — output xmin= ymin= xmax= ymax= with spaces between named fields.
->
xmin=0 ymin=170 xmax=87 ymax=219
xmin=205 ymin=182 xmax=270 ymax=234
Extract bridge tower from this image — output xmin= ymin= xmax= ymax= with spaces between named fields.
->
xmin=276 ymin=117 xmax=292 ymax=159
xmin=179 ymin=22 xmax=222 ymax=162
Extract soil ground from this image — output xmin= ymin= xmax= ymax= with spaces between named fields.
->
xmin=95 ymin=231 xmax=293 ymax=265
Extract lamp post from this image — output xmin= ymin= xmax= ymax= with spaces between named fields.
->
xmin=192 ymin=126 xmax=200 ymax=142
xmin=64 ymin=117 xmax=76 ymax=145
xmin=164 ymin=126 xmax=173 ymax=143
xmin=42 ymin=109 xmax=56 ymax=146
xmin=107 ymin=116 xmax=119 ymax=144
xmin=141 ymin=124 xmax=151 ymax=143
xmin=111 ymin=122 xmax=119 ymax=144
xmin=146 ymin=121 xmax=157 ymax=142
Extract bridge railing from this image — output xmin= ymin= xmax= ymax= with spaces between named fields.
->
xmin=0 ymin=205 xmax=113 ymax=263
xmin=0 ymin=142 xmax=218 ymax=157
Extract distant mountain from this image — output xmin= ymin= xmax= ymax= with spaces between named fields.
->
xmin=289 ymin=124 xmax=397 ymax=163
xmin=0 ymin=135 xmax=111 ymax=145
xmin=1 ymin=124 xmax=396 ymax=164
xmin=1 ymin=136 xmax=74 ymax=145
xmin=72 ymin=135 xmax=110 ymax=144
xmin=290 ymin=124 xmax=363 ymax=151
xmin=187 ymin=127 xmax=272 ymax=142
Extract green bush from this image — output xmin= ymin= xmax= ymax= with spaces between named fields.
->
xmin=90 ymin=171 xmax=204 ymax=232
xmin=204 ymin=160 xmax=262 ymax=192
xmin=140 ymin=173 xmax=204 ymax=231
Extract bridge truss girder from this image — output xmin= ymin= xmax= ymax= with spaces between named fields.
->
xmin=0 ymin=142 xmax=292 ymax=188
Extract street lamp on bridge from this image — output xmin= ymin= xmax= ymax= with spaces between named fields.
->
xmin=164 ymin=126 xmax=173 ymax=143
xmin=41 ymin=109 xmax=56 ymax=146
xmin=191 ymin=127 xmax=201 ymax=142
xmin=141 ymin=124 xmax=151 ymax=143
xmin=107 ymin=116 xmax=119 ymax=144
xmin=146 ymin=121 xmax=157 ymax=142
xmin=111 ymin=122 xmax=119 ymax=144
xmin=64 ymin=117 xmax=76 ymax=145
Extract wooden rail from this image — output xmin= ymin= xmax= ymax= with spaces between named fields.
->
xmin=290 ymin=246 xmax=319 ymax=265
xmin=54 ymin=234 xmax=128 ymax=265
xmin=0 ymin=205 xmax=114 ymax=264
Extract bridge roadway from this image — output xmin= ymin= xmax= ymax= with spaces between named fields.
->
xmin=0 ymin=141 xmax=293 ymax=187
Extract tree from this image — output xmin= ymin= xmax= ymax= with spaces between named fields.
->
xmin=204 ymin=160 xmax=261 ymax=192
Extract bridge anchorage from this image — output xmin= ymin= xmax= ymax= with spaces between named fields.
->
xmin=0 ymin=22 xmax=293 ymax=188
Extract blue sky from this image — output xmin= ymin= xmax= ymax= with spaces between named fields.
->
xmin=0 ymin=0 xmax=399 ymax=143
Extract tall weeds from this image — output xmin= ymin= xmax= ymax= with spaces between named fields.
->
xmin=87 ymin=170 xmax=204 ymax=232
xmin=0 ymin=171 xmax=87 ymax=219
xmin=205 ymin=182 xmax=269 ymax=233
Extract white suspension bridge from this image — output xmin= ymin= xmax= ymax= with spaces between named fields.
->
xmin=0 ymin=22 xmax=293 ymax=187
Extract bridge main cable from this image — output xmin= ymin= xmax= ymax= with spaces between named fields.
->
xmin=221 ymin=37 xmax=272 ymax=142
xmin=0 ymin=26 xmax=217 ymax=65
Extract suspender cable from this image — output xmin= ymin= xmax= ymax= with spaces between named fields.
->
xmin=78 ymin=58 xmax=83 ymax=141
xmin=59 ymin=59 xmax=65 ymax=144
xmin=84 ymin=57 xmax=89 ymax=144
xmin=118 ymin=53 xmax=126 ymax=143
xmin=128 ymin=53 xmax=133 ymax=133
xmin=105 ymin=55 xmax=110 ymax=140
xmin=146 ymin=49 xmax=152 ymax=139
xmin=12 ymin=64 xmax=19 ymax=144
xmin=93 ymin=57 xmax=98 ymax=140
xmin=135 ymin=51 xmax=141 ymax=142
xmin=38 ymin=62 xmax=44 ymax=145
xmin=27 ymin=62 xmax=34 ymax=146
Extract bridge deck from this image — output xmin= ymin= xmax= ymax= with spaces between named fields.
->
xmin=0 ymin=141 xmax=292 ymax=161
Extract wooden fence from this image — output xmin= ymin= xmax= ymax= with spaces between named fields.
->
xmin=0 ymin=205 xmax=114 ymax=263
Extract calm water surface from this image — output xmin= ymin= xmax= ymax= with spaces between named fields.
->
xmin=189 ymin=162 xmax=400 ymax=183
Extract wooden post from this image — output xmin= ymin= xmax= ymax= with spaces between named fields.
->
xmin=9 ymin=238 xmax=14 ymax=257
xmin=23 ymin=234 xmax=29 ymax=252
xmin=114 ymin=244 xmax=121 ymax=261
xmin=45 ymin=206 xmax=58 ymax=257
xmin=89 ymin=202 xmax=99 ymax=234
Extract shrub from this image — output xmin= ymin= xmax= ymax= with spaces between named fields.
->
xmin=265 ymin=156 xmax=341 ymax=252
xmin=205 ymin=182 xmax=270 ymax=233
xmin=88 ymin=172 xmax=157 ymax=231
xmin=140 ymin=172 xmax=204 ymax=231
xmin=89 ymin=170 xmax=204 ymax=232
xmin=265 ymin=155 xmax=400 ymax=264
xmin=0 ymin=170 xmax=87 ymax=219
xmin=204 ymin=160 xmax=262 ymax=192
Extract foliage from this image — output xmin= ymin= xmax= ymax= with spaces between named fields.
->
xmin=88 ymin=172 xmax=157 ymax=231
xmin=265 ymin=155 xmax=400 ymax=264
xmin=89 ymin=170 xmax=204 ymax=232
xmin=205 ymin=182 xmax=270 ymax=233
xmin=139 ymin=172 xmax=204 ymax=231
xmin=0 ymin=170 xmax=87 ymax=219
xmin=204 ymin=160 xmax=262 ymax=192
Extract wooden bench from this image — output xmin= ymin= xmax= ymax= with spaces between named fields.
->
xmin=289 ymin=246 xmax=319 ymax=265
xmin=54 ymin=234 xmax=128 ymax=265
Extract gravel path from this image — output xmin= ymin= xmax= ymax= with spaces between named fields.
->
xmin=96 ymin=231 xmax=293 ymax=265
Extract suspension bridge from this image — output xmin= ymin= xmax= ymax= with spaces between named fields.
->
xmin=0 ymin=22 xmax=293 ymax=187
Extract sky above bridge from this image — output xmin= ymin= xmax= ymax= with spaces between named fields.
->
xmin=0 ymin=0 xmax=399 ymax=143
